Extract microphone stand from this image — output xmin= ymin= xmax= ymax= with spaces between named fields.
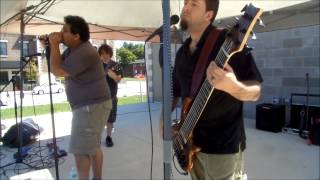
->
xmin=0 ymin=56 xmax=36 ymax=169
xmin=43 ymin=45 xmax=60 ymax=180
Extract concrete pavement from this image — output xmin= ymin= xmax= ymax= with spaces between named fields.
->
xmin=0 ymin=102 xmax=319 ymax=179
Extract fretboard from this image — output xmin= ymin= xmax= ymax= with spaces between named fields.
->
xmin=177 ymin=37 xmax=234 ymax=143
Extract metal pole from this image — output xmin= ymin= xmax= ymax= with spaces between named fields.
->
xmin=162 ymin=0 xmax=172 ymax=179
xmin=18 ymin=10 xmax=25 ymax=168
xmin=140 ymin=80 xmax=143 ymax=103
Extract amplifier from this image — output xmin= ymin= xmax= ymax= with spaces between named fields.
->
xmin=256 ymin=103 xmax=285 ymax=133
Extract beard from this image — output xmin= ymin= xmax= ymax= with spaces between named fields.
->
xmin=180 ymin=18 xmax=188 ymax=31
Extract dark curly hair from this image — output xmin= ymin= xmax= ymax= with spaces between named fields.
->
xmin=64 ymin=15 xmax=90 ymax=42
xmin=205 ymin=0 xmax=219 ymax=23
xmin=98 ymin=44 xmax=113 ymax=57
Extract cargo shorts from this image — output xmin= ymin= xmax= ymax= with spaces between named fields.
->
xmin=69 ymin=100 xmax=112 ymax=155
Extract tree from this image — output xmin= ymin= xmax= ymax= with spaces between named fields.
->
xmin=116 ymin=47 xmax=137 ymax=66
xmin=116 ymin=42 xmax=144 ymax=67
xmin=25 ymin=57 xmax=38 ymax=82
xmin=132 ymin=44 xmax=144 ymax=59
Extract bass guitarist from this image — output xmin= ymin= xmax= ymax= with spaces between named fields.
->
xmin=160 ymin=0 xmax=263 ymax=179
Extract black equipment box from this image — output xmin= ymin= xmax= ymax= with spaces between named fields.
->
xmin=256 ymin=103 xmax=285 ymax=133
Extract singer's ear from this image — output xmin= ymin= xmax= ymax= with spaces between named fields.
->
xmin=73 ymin=33 xmax=80 ymax=41
xmin=205 ymin=10 xmax=214 ymax=22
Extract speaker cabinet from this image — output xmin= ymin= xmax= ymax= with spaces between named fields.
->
xmin=256 ymin=103 xmax=285 ymax=133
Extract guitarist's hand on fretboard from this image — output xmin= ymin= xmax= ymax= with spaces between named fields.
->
xmin=206 ymin=61 xmax=238 ymax=95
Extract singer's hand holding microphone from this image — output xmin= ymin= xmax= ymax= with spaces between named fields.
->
xmin=39 ymin=32 xmax=62 ymax=47
xmin=39 ymin=32 xmax=62 ymax=60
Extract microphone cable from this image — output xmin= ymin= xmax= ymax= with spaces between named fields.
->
xmin=143 ymin=42 xmax=154 ymax=180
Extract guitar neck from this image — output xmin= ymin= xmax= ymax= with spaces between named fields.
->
xmin=178 ymin=38 xmax=235 ymax=140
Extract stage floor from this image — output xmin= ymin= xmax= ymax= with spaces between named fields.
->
xmin=1 ymin=102 xmax=319 ymax=179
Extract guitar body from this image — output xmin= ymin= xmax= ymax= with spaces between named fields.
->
xmin=173 ymin=97 xmax=201 ymax=172
xmin=172 ymin=3 xmax=263 ymax=174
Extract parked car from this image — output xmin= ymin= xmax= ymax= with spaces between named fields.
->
xmin=32 ymin=82 xmax=64 ymax=95
xmin=0 ymin=91 xmax=10 ymax=106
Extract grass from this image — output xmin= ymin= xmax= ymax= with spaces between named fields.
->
xmin=122 ymin=77 xmax=145 ymax=81
xmin=0 ymin=95 xmax=146 ymax=120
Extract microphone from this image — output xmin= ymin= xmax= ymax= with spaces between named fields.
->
xmin=145 ymin=14 xmax=180 ymax=42
xmin=38 ymin=34 xmax=48 ymax=41
xmin=38 ymin=34 xmax=49 ymax=46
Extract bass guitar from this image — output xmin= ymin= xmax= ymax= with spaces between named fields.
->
xmin=173 ymin=3 xmax=263 ymax=174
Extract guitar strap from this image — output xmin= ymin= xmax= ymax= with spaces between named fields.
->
xmin=190 ymin=28 xmax=222 ymax=97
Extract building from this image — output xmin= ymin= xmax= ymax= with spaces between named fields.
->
xmin=0 ymin=34 xmax=37 ymax=90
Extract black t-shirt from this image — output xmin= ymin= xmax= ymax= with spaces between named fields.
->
xmin=173 ymin=25 xmax=263 ymax=154
xmin=103 ymin=60 xmax=122 ymax=97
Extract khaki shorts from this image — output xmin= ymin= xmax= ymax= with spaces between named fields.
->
xmin=191 ymin=149 xmax=246 ymax=180
xmin=69 ymin=100 xmax=112 ymax=155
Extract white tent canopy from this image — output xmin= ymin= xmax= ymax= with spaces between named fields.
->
xmin=0 ymin=0 xmax=313 ymax=41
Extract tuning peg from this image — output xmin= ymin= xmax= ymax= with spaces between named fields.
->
xmin=258 ymin=18 xmax=265 ymax=27
xmin=250 ymin=31 xmax=257 ymax=40
xmin=241 ymin=5 xmax=248 ymax=12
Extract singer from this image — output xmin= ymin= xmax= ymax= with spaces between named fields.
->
xmin=40 ymin=15 xmax=112 ymax=180
xmin=160 ymin=0 xmax=263 ymax=180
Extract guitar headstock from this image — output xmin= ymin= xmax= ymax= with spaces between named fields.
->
xmin=227 ymin=4 xmax=263 ymax=54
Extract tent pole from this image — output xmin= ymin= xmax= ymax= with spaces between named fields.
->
xmin=162 ymin=0 xmax=173 ymax=180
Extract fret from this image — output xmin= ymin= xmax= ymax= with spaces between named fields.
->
xmin=221 ymin=46 xmax=230 ymax=59
xmin=216 ymin=52 xmax=226 ymax=67
xmin=180 ymin=80 xmax=214 ymax=137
